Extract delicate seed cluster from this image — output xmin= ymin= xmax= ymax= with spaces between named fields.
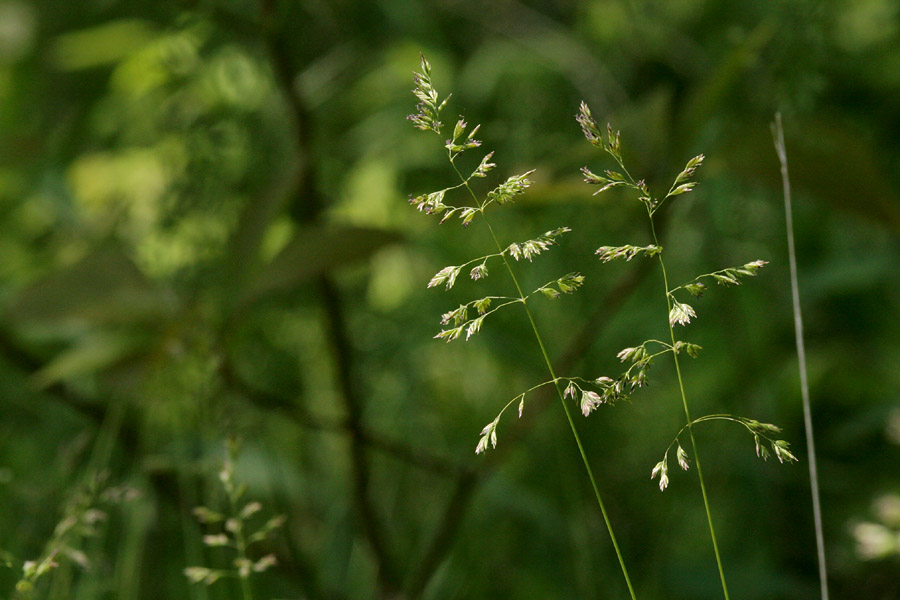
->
xmin=446 ymin=118 xmax=482 ymax=156
xmin=407 ymin=54 xmax=450 ymax=135
xmin=576 ymin=101 xmax=796 ymax=491
xmin=536 ymin=272 xmax=584 ymax=300
xmin=652 ymin=416 xmax=798 ymax=491
xmin=185 ymin=441 xmax=284 ymax=589
xmin=595 ymin=244 xmax=661 ymax=262
xmin=508 ymin=227 xmax=571 ymax=262
xmin=486 ymin=170 xmax=536 ymax=206
xmin=563 ymin=377 xmax=620 ymax=416
xmin=8 ymin=473 xmax=137 ymax=596
xmin=425 ymin=228 xmax=575 ymax=292
xmin=407 ymin=56 xmax=597 ymax=453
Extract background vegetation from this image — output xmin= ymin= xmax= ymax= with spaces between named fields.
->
xmin=1 ymin=0 xmax=899 ymax=598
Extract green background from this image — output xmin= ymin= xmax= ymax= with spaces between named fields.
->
xmin=1 ymin=0 xmax=899 ymax=598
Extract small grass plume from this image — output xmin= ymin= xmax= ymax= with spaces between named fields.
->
xmin=185 ymin=439 xmax=284 ymax=600
xmin=578 ymin=101 xmax=797 ymax=599
xmin=408 ymin=55 xmax=638 ymax=599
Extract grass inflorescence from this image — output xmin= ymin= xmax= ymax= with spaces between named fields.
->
xmin=3 ymin=473 xmax=136 ymax=599
xmin=184 ymin=439 xmax=284 ymax=600
xmin=407 ymin=55 xmax=637 ymax=599
xmin=577 ymin=100 xmax=798 ymax=598
xmin=406 ymin=55 xmax=804 ymax=599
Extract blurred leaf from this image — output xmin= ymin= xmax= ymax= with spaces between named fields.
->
xmin=6 ymin=248 xmax=175 ymax=332
xmin=50 ymin=20 xmax=157 ymax=71
xmin=31 ymin=329 xmax=151 ymax=389
xmin=224 ymin=163 xmax=297 ymax=295
xmin=239 ymin=224 xmax=401 ymax=307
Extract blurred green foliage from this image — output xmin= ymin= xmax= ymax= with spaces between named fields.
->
xmin=0 ymin=0 xmax=899 ymax=598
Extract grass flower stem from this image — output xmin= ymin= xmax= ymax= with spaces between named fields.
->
xmin=649 ymin=216 xmax=730 ymax=600
xmin=450 ymin=159 xmax=638 ymax=600
xmin=772 ymin=113 xmax=829 ymax=600
xmin=224 ymin=479 xmax=254 ymax=600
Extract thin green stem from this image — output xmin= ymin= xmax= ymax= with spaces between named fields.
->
xmin=566 ymin=376 xmax=605 ymax=386
xmin=643 ymin=339 xmax=673 ymax=349
xmin=650 ymin=216 xmax=730 ymax=600
xmin=772 ymin=113 xmax=829 ymax=599
xmin=450 ymin=159 xmax=637 ymax=599
xmin=474 ymin=298 xmax=524 ymax=319
xmin=222 ymin=448 xmax=254 ymax=600
xmin=227 ymin=497 xmax=254 ymax=600
xmin=494 ymin=378 xmax=561 ymax=421
xmin=454 ymin=253 xmax=504 ymax=271
xmin=665 ymin=414 xmax=782 ymax=455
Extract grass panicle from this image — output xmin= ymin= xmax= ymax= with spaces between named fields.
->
xmin=578 ymin=101 xmax=797 ymax=599
xmin=4 ymin=473 xmax=136 ymax=599
xmin=408 ymin=56 xmax=637 ymax=600
xmin=185 ymin=439 xmax=284 ymax=600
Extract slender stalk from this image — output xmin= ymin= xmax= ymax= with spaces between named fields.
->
xmin=649 ymin=216 xmax=730 ymax=600
xmin=232 ymin=525 xmax=254 ymax=600
xmin=451 ymin=160 xmax=638 ymax=600
xmin=225 ymin=468 xmax=254 ymax=600
xmin=771 ymin=113 xmax=829 ymax=600
xmin=179 ymin=473 xmax=210 ymax=600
